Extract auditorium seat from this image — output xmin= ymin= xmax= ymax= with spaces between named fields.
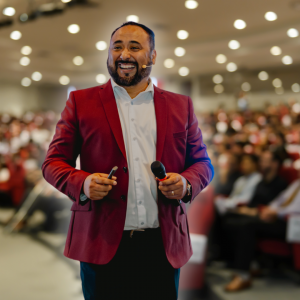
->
xmin=179 ymin=185 xmax=215 ymax=291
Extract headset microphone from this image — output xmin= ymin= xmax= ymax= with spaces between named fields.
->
xmin=142 ymin=64 xmax=152 ymax=68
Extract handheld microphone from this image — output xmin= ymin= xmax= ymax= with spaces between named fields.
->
xmin=151 ymin=161 xmax=183 ymax=212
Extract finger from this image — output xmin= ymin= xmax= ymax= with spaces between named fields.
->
xmin=90 ymin=191 xmax=108 ymax=200
xmin=92 ymin=184 xmax=113 ymax=192
xmin=159 ymin=184 xmax=181 ymax=192
xmin=159 ymin=175 xmax=180 ymax=186
xmin=94 ymin=176 xmax=117 ymax=186
xmin=161 ymin=191 xmax=178 ymax=199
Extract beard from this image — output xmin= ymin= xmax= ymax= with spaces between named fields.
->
xmin=107 ymin=58 xmax=152 ymax=87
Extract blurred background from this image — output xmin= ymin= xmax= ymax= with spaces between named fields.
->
xmin=0 ymin=0 xmax=300 ymax=299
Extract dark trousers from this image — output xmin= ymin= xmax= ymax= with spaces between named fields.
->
xmin=80 ymin=228 xmax=180 ymax=300
xmin=220 ymin=213 xmax=287 ymax=271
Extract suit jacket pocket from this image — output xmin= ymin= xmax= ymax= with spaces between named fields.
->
xmin=173 ymin=130 xmax=187 ymax=139
xmin=71 ymin=200 xmax=91 ymax=211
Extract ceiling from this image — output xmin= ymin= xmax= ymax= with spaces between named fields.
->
xmin=0 ymin=0 xmax=300 ymax=88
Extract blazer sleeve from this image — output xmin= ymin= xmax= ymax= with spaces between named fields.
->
xmin=41 ymin=91 xmax=91 ymax=204
xmin=180 ymin=96 xmax=214 ymax=201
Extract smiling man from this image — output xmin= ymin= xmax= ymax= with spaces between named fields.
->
xmin=42 ymin=22 xmax=214 ymax=300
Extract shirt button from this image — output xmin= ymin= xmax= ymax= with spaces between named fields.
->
xmin=141 ymin=222 xmax=144 ymax=225
xmin=135 ymin=158 xmax=139 ymax=161
xmin=133 ymin=137 xmax=137 ymax=141
xmin=120 ymin=195 xmax=126 ymax=201
xmin=123 ymin=167 xmax=128 ymax=173
xmin=131 ymin=118 xmax=134 ymax=121
xmin=139 ymin=201 xmax=142 ymax=205
xmin=136 ymin=179 xmax=140 ymax=182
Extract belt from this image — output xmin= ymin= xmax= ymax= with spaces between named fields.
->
xmin=123 ymin=227 xmax=160 ymax=238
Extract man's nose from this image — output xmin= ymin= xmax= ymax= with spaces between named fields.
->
xmin=120 ymin=48 xmax=131 ymax=60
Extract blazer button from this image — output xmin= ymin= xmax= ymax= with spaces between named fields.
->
xmin=123 ymin=167 xmax=128 ymax=173
xmin=121 ymin=195 xmax=126 ymax=201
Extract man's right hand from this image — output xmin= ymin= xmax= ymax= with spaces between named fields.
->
xmin=83 ymin=173 xmax=117 ymax=200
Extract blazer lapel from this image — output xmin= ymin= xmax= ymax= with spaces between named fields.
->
xmin=154 ymin=86 xmax=168 ymax=162
xmin=98 ymin=80 xmax=127 ymax=160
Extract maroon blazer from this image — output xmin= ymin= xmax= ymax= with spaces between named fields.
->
xmin=42 ymin=80 xmax=214 ymax=269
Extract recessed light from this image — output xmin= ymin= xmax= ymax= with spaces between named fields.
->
xmin=96 ymin=41 xmax=107 ymax=50
xmin=214 ymin=84 xmax=224 ymax=93
xmin=228 ymin=40 xmax=240 ymax=50
xmin=287 ymin=28 xmax=299 ymax=38
xmin=31 ymin=72 xmax=42 ymax=81
xmin=241 ymin=82 xmax=251 ymax=92
xmin=177 ymin=30 xmax=189 ymax=40
xmin=185 ymin=0 xmax=198 ymax=9
xmin=265 ymin=11 xmax=277 ymax=21
xmin=20 ymin=57 xmax=30 ymax=66
xmin=59 ymin=75 xmax=70 ymax=85
xmin=68 ymin=24 xmax=80 ymax=34
xmin=3 ymin=7 xmax=15 ymax=16
xmin=282 ymin=55 xmax=293 ymax=65
xmin=212 ymin=74 xmax=223 ymax=84
xmin=178 ymin=67 xmax=189 ymax=76
xmin=234 ymin=19 xmax=246 ymax=30
xmin=216 ymin=54 xmax=227 ymax=64
xmin=258 ymin=71 xmax=269 ymax=80
xmin=164 ymin=59 xmax=175 ymax=68
xmin=174 ymin=47 xmax=186 ymax=57
xmin=272 ymin=78 xmax=282 ymax=88
xmin=10 ymin=31 xmax=22 ymax=40
xmin=73 ymin=56 xmax=84 ymax=66
xmin=126 ymin=15 xmax=139 ymax=22
xmin=291 ymin=83 xmax=300 ymax=93
xmin=96 ymin=74 xmax=107 ymax=84
xmin=21 ymin=77 xmax=31 ymax=87
xmin=226 ymin=62 xmax=237 ymax=72
xmin=270 ymin=46 xmax=281 ymax=56
xmin=21 ymin=46 xmax=32 ymax=55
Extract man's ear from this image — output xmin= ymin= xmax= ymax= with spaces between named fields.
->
xmin=151 ymin=49 xmax=157 ymax=65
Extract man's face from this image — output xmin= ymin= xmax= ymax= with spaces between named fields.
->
xmin=240 ymin=157 xmax=256 ymax=175
xmin=107 ymin=25 xmax=156 ymax=86
xmin=259 ymin=151 xmax=278 ymax=176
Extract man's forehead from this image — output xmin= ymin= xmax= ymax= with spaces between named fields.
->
xmin=111 ymin=26 xmax=148 ymax=43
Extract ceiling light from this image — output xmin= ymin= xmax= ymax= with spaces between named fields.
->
xmin=287 ymin=28 xmax=299 ymax=38
xmin=21 ymin=77 xmax=31 ymax=87
xmin=31 ymin=72 xmax=42 ymax=81
xmin=234 ymin=19 xmax=246 ymax=30
xmin=96 ymin=74 xmax=107 ymax=84
xmin=212 ymin=74 xmax=223 ymax=84
xmin=164 ymin=59 xmax=175 ymax=68
xmin=21 ymin=46 xmax=32 ymax=55
xmin=291 ymin=83 xmax=300 ymax=93
xmin=272 ymin=78 xmax=282 ymax=88
xmin=59 ymin=75 xmax=70 ymax=85
xmin=226 ymin=62 xmax=237 ymax=72
xmin=68 ymin=24 xmax=80 ymax=34
xmin=258 ymin=71 xmax=269 ymax=81
xmin=73 ymin=56 xmax=84 ymax=66
xmin=275 ymin=87 xmax=284 ymax=95
xmin=241 ymin=82 xmax=251 ymax=92
xmin=185 ymin=0 xmax=198 ymax=9
xmin=61 ymin=0 xmax=72 ymax=3
xmin=178 ymin=67 xmax=189 ymax=76
xmin=10 ymin=31 xmax=22 ymax=40
xmin=96 ymin=41 xmax=107 ymax=51
xmin=228 ymin=40 xmax=240 ymax=50
xmin=216 ymin=122 xmax=228 ymax=133
xmin=126 ymin=15 xmax=139 ymax=22
xmin=177 ymin=30 xmax=189 ymax=40
xmin=214 ymin=84 xmax=224 ymax=94
xmin=265 ymin=11 xmax=277 ymax=21
xmin=3 ymin=7 xmax=15 ymax=16
xmin=216 ymin=54 xmax=227 ymax=64
xmin=270 ymin=46 xmax=281 ymax=56
xmin=20 ymin=57 xmax=30 ymax=66
xmin=174 ymin=47 xmax=186 ymax=57
xmin=282 ymin=55 xmax=293 ymax=65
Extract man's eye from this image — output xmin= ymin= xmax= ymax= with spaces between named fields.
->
xmin=131 ymin=47 xmax=139 ymax=50
xmin=114 ymin=47 xmax=121 ymax=50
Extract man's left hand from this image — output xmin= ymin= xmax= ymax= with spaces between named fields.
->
xmin=157 ymin=173 xmax=187 ymax=200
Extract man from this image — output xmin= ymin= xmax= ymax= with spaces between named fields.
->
xmin=42 ymin=22 xmax=213 ymax=300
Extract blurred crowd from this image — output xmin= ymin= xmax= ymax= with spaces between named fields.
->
xmin=198 ymin=100 xmax=300 ymax=292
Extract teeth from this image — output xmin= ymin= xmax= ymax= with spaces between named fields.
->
xmin=120 ymin=63 xmax=135 ymax=69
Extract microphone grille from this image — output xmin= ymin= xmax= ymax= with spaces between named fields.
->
xmin=151 ymin=161 xmax=166 ymax=179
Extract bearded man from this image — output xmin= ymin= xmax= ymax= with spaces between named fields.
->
xmin=42 ymin=22 xmax=213 ymax=300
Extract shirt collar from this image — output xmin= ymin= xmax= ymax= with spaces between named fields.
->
xmin=111 ymin=77 xmax=154 ymax=99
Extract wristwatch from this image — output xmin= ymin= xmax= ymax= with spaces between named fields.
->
xmin=80 ymin=190 xmax=88 ymax=202
xmin=186 ymin=182 xmax=192 ymax=196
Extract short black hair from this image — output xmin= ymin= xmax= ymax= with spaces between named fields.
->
xmin=111 ymin=22 xmax=155 ymax=52
xmin=242 ymin=153 xmax=259 ymax=165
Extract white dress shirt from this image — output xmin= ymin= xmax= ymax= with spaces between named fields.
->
xmin=111 ymin=78 xmax=159 ymax=230
xmin=270 ymin=179 xmax=300 ymax=218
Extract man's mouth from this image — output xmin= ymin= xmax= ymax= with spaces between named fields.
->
xmin=118 ymin=63 xmax=136 ymax=70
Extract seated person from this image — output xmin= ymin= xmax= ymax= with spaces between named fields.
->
xmin=222 ymin=162 xmax=300 ymax=292
xmin=215 ymin=154 xmax=262 ymax=213
xmin=213 ymin=153 xmax=242 ymax=197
